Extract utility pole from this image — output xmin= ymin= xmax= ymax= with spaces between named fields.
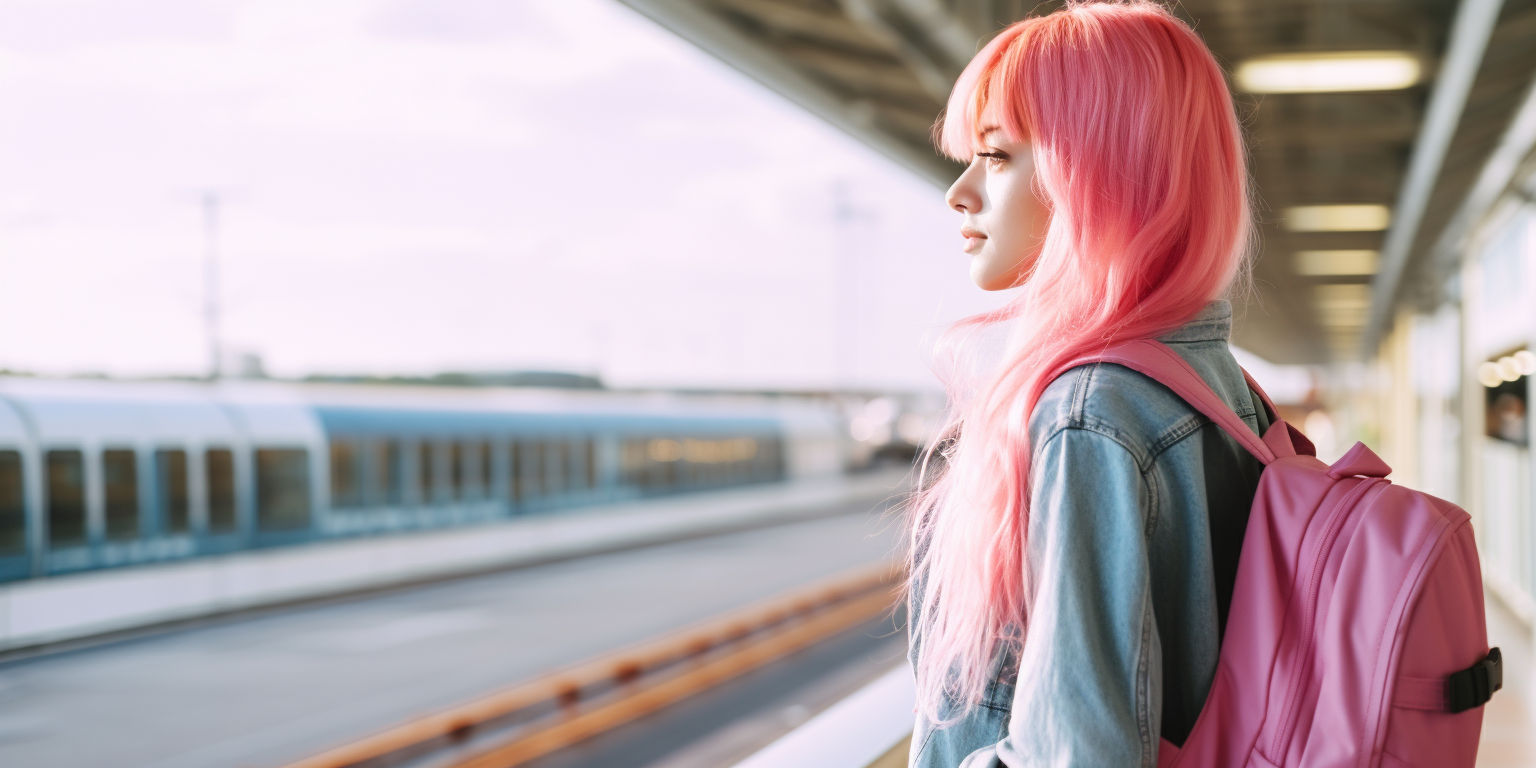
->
xmin=202 ymin=192 xmax=222 ymax=380
xmin=833 ymin=181 xmax=854 ymax=390
xmin=832 ymin=180 xmax=873 ymax=390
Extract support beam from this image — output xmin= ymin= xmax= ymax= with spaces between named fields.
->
xmin=708 ymin=0 xmax=885 ymax=54
xmin=1424 ymin=75 xmax=1536 ymax=292
xmin=617 ymin=0 xmax=960 ymax=187
xmin=771 ymin=43 xmax=935 ymax=103
xmin=1363 ymin=0 xmax=1505 ymax=355
xmin=839 ymin=0 xmax=969 ymax=101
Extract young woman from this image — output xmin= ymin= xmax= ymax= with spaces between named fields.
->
xmin=908 ymin=3 xmax=1265 ymax=766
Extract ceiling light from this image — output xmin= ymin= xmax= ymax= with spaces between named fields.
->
xmin=1314 ymin=284 xmax=1370 ymax=327
xmin=1478 ymin=362 xmax=1504 ymax=388
xmin=1486 ymin=351 xmax=1536 ymax=382
xmin=1315 ymin=284 xmax=1370 ymax=306
xmin=1294 ymin=250 xmax=1379 ymax=276
xmin=1235 ymin=52 xmax=1421 ymax=93
xmin=1498 ymin=356 xmax=1521 ymax=381
xmin=1284 ymin=205 xmax=1391 ymax=232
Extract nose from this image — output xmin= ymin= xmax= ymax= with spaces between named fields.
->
xmin=946 ymin=159 xmax=983 ymax=214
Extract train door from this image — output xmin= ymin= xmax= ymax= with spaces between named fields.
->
xmin=229 ymin=400 xmax=325 ymax=547
xmin=0 ymin=443 xmax=25 ymax=582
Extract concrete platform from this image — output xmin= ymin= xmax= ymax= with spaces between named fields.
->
xmin=728 ymin=665 xmax=912 ymax=768
xmin=1479 ymin=591 xmax=1536 ymax=767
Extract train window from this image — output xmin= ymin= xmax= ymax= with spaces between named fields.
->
xmin=584 ymin=439 xmax=596 ymax=489
xmin=537 ymin=441 xmax=553 ymax=496
xmin=375 ymin=440 xmax=402 ymax=506
xmin=622 ymin=439 xmax=646 ymax=488
xmin=449 ymin=443 xmax=464 ymax=500
xmin=561 ymin=440 xmax=578 ymax=492
xmin=0 ymin=451 xmax=22 ymax=556
xmin=508 ymin=442 xmax=522 ymax=502
xmin=646 ymin=438 xmax=681 ymax=490
xmin=206 ymin=448 xmax=237 ymax=534
xmin=329 ymin=439 xmax=362 ymax=508
xmin=46 ymin=450 xmax=86 ymax=547
xmin=477 ymin=441 xmax=492 ymax=500
xmin=551 ymin=442 xmax=568 ymax=494
xmin=521 ymin=441 xmax=543 ymax=500
xmin=255 ymin=449 xmax=310 ymax=531
xmin=417 ymin=442 xmax=436 ymax=504
xmin=155 ymin=449 xmax=190 ymax=534
xmin=760 ymin=437 xmax=784 ymax=480
xmin=103 ymin=449 xmax=138 ymax=541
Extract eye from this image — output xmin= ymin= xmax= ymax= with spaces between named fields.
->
xmin=975 ymin=150 xmax=1009 ymax=166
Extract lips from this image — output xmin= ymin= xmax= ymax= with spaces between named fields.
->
xmin=961 ymin=227 xmax=986 ymax=254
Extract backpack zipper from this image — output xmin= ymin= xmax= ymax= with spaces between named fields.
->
xmin=1268 ymin=478 xmax=1385 ymax=760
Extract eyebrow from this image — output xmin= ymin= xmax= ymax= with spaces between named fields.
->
xmin=978 ymin=125 xmax=1003 ymax=137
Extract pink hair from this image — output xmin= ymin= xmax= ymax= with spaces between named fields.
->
xmin=909 ymin=1 xmax=1251 ymax=723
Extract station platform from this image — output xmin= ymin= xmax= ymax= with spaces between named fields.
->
xmin=1479 ymin=591 xmax=1536 ymax=767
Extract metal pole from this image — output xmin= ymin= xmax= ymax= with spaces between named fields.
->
xmin=203 ymin=192 xmax=222 ymax=380
xmin=1363 ymin=0 xmax=1504 ymax=356
xmin=833 ymin=181 xmax=856 ymax=390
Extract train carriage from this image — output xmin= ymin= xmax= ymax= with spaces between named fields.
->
xmin=0 ymin=379 xmax=815 ymax=583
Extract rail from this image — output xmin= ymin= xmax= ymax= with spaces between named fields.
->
xmin=278 ymin=560 xmax=902 ymax=768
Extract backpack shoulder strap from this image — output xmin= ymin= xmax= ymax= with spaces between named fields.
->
xmin=1052 ymin=339 xmax=1278 ymax=465
xmin=1241 ymin=368 xmax=1281 ymax=425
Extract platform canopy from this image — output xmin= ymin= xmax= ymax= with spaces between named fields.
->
xmin=618 ymin=0 xmax=1536 ymax=363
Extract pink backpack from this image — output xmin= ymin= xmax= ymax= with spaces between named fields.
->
xmin=1067 ymin=340 xmax=1502 ymax=768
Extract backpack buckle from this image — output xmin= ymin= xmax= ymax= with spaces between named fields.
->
xmin=1447 ymin=648 xmax=1502 ymax=713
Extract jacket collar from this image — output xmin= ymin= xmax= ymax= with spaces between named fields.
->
xmin=1156 ymin=300 xmax=1232 ymax=343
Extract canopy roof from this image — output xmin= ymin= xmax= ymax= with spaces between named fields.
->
xmin=620 ymin=0 xmax=1536 ymax=363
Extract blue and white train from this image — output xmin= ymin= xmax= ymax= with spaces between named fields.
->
xmin=0 ymin=379 xmax=844 ymax=583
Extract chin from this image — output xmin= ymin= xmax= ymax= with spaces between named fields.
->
xmin=971 ymin=260 xmax=1019 ymax=291
xmin=973 ymin=273 xmax=1015 ymax=292
xmin=972 ymin=245 xmax=1039 ymax=291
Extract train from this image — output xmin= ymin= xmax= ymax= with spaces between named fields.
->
xmin=0 ymin=378 xmax=846 ymax=584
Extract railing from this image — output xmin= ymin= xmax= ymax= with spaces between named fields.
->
xmin=279 ymin=561 xmax=901 ymax=768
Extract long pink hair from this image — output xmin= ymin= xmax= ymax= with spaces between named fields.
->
xmin=909 ymin=1 xmax=1251 ymax=722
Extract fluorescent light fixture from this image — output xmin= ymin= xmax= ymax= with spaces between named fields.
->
xmin=1294 ymin=250 xmax=1379 ymax=276
xmin=1235 ymin=51 xmax=1421 ymax=93
xmin=1314 ymin=284 xmax=1370 ymax=327
xmin=1284 ymin=205 xmax=1392 ymax=232
xmin=1315 ymin=284 xmax=1370 ymax=306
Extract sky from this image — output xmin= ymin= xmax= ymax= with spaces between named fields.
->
xmin=0 ymin=0 xmax=1005 ymax=390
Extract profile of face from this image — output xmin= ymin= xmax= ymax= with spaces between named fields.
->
xmin=944 ymin=116 xmax=1049 ymax=291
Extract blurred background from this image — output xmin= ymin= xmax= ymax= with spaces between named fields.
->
xmin=0 ymin=1 xmax=1531 ymax=767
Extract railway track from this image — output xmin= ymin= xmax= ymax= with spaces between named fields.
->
xmin=276 ymin=561 xmax=903 ymax=768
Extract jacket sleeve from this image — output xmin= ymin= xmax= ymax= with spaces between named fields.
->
xmin=961 ymin=427 xmax=1162 ymax=768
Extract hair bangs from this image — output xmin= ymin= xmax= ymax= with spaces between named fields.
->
xmin=937 ymin=25 xmax=1035 ymax=160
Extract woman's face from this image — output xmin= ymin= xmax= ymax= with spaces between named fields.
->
xmin=944 ymin=121 xmax=1048 ymax=291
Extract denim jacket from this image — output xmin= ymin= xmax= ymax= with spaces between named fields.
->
xmin=909 ymin=300 xmax=1268 ymax=768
